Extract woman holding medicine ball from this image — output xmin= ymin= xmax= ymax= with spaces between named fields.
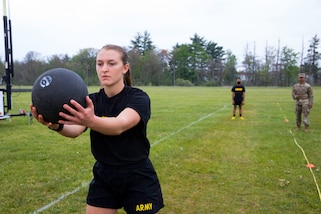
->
xmin=31 ymin=44 xmax=164 ymax=214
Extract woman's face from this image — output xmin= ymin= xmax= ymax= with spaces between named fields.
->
xmin=96 ymin=48 xmax=128 ymax=87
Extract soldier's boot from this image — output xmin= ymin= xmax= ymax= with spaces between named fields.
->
xmin=296 ymin=126 xmax=301 ymax=131
xmin=304 ymin=125 xmax=309 ymax=132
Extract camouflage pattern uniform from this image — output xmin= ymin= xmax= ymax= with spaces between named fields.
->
xmin=292 ymin=81 xmax=313 ymax=129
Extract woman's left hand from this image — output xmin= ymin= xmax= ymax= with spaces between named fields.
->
xmin=58 ymin=96 xmax=95 ymax=127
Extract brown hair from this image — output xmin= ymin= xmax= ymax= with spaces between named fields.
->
xmin=100 ymin=44 xmax=133 ymax=86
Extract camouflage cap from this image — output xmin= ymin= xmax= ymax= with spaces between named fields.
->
xmin=298 ymin=73 xmax=306 ymax=78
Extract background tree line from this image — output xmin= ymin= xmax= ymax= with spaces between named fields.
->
xmin=1 ymin=31 xmax=320 ymax=87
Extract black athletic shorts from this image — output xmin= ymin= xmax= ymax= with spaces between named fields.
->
xmin=233 ymin=100 xmax=243 ymax=106
xmin=86 ymin=159 xmax=164 ymax=213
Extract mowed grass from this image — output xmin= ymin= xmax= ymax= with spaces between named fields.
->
xmin=1 ymin=86 xmax=321 ymax=213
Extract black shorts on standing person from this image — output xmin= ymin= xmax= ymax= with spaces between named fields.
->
xmin=88 ymin=159 xmax=163 ymax=213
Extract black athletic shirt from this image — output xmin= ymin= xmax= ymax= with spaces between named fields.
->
xmin=231 ymin=84 xmax=245 ymax=102
xmin=89 ymin=86 xmax=150 ymax=167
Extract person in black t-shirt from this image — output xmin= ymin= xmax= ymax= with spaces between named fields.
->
xmin=231 ymin=78 xmax=246 ymax=120
xmin=31 ymin=44 xmax=164 ymax=214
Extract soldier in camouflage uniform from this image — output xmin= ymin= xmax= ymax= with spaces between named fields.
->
xmin=292 ymin=73 xmax=313 ymax=132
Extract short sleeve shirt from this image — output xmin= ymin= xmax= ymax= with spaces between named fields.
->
xmin=88 ymin=86 xmax=151 ymax=167
xmin=231 ymin=84 xmax=245 ymax=102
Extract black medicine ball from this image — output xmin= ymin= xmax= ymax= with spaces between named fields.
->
xmin=32 ymin=68 xmax=88 ymax=123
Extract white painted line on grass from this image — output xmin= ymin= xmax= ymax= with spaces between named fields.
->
xmin=30 ymin=182 xmax=89 ymax=214
xmin=30 ymin=105 xmax=227 ymax=213
xmin=151 ymin=105 xmax=227 ymax=147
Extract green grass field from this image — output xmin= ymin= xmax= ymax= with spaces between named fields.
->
xmin=1 ymin=86 xmax=321 ymax=213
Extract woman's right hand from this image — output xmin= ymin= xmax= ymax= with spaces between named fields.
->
xmin=30 ymin=104 xmax=85 ymax=137
xmin=30 ymin=104 xmax=50 ymax=126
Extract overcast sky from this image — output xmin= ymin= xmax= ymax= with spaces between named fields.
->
xmin=1 ymin=0 xmax=321 ymax=67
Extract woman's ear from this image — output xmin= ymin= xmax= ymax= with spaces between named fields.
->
xmin=123 ymin=64 xmax=129 ymax=74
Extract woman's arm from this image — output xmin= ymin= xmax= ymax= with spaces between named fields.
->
xmin=30 ymin=104 xmax=87 ymax=138
xmin=58 ymin=96 xmax=141 ymax=136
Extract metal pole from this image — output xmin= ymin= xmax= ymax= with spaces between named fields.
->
xmin=3 ymin=0 xmax=13 ymax=111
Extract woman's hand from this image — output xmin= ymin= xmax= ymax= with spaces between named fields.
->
xmin=30 ymin=104 xmax=60 ymax=129
xmin=58 ymin=96 xmax=95 ymax=127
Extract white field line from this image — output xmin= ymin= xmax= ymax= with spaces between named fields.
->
xmin=30 ymin=105 xmax=227 ymax=214
xmin=30 ymin=182 xmax=89 ymax=214
xmin=150 ymin=104 xmax=227 ymax=147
